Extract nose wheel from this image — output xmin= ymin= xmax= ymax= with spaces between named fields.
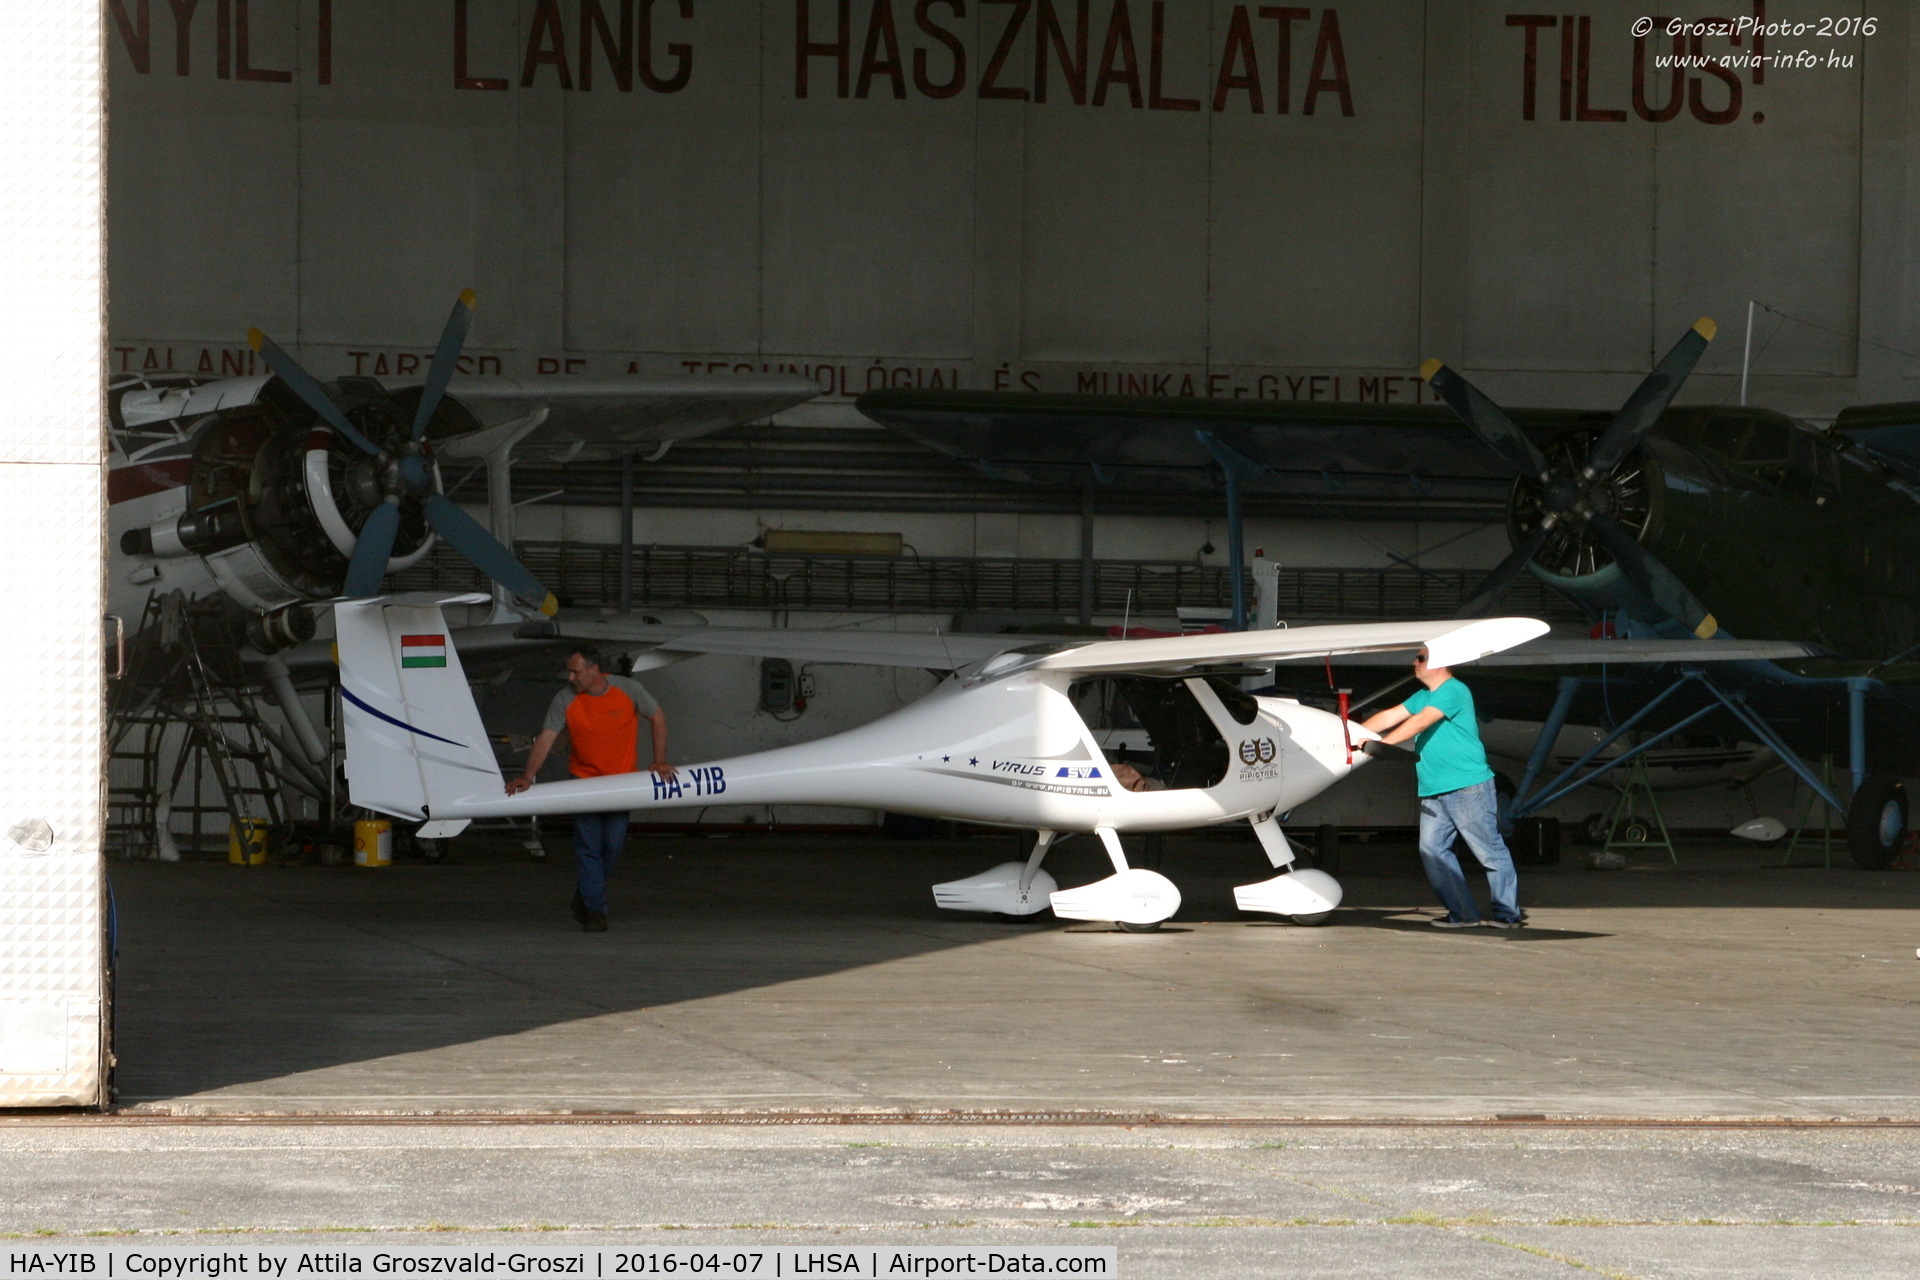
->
xmin=1234 ymin=813 xmax=1344 ymax=924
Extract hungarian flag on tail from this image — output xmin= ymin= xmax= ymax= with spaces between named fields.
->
xmin=401 ymin=634 xmax=447 ymax=668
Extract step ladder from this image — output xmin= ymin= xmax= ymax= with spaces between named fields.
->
xmin=107 ymin=592 xmax=311 ymax=859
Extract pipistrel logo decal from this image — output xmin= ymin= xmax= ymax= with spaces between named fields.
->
xmin=1238 ymin=736 xmax=1280 ymax=783
xmin=401 ymin=634 xmax=447 ymax=668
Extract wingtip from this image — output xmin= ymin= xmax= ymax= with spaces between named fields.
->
xmin=539 ymin=593 xmax=560 ymax=617
xmin=1419 ymin=358 xmax=1442 ymax=382
xmin=459 ymin=288 xmax=477 ymax=310
xmin=1693 ymin=317 xmax=1717 ymax=342
xmin=246 ymin=327 xmax=266 ymax=352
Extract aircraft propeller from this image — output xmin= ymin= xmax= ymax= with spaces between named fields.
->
xmin=247 ymin=291 xmax=558 ymax=615
xmin=1422 ymin=318 xmax=1719 ymax=639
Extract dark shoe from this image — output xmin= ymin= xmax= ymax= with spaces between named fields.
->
xmin=569 ymin=891 xmax=589 ymax=926
xmin=1483 ymin=911 xmax=1530 ymax=929
xmin=1429 ymin=915 xmax=1478 ymax=929
xmin=583 ymin=910 xmax=608 ymax=933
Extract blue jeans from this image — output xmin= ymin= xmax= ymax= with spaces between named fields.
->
xmin=572 ymin=811 xmax=631 ymax=913
xmin=1418 ymin=779 xmax=1521 ymax=924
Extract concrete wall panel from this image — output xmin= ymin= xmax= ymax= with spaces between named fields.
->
xmin=1208 ymin=3 xmax=1425 ymax=369
xmin=564 ymin=5 xmax=764 ymax=353
xmin=104 ymin=1 xmax=1910 ymax=412
xmin=1018 ymin=6 xmax=1210 ymax=364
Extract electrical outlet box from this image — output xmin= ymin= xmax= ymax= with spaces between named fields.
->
xmin=760 ymin=657 xmax=795 ymax=713
xmin=797 ymin=673 xmax=817 ymax=700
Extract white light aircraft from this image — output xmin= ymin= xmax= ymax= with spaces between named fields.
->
xmin=334 ymin=593 xmax=1551 ymax=929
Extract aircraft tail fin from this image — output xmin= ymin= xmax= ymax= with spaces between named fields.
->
xmin=334 ymin=595 xmax=501 ymax=823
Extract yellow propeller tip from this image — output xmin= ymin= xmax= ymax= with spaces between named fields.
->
xmin=539 ymin=593 xmax=559 ymax=617
xmin=1418 ymin=358 xmax=1443 ymax=382
xmin=1694 ymin=615 xmax=1719 ymax=640
xmin=329 ymin=642 xmax=340 ymax=666
xmin=1693 ymin=317 xmax=1717 ymax=341
xmin=246 ymin=328 xmax=266 ymax=352
xmin=459 ymin=288 xmax=477 ymax=309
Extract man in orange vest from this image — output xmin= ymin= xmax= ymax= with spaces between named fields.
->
xmin=507 ymin=644 xmax=674 ymax=932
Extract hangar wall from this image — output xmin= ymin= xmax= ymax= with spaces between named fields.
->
xmin=107 ymin=0 xmax=1915 ymax=421
xmin=107 ymin=2 xmax=1901 ymax=836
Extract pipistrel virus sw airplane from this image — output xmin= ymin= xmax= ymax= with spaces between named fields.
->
xmin=335 ymin=593 xmax=1548 ymax=928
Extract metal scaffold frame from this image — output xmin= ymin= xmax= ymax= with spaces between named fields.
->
xmin=1509 ymin=669 xmax=1873 ymax=833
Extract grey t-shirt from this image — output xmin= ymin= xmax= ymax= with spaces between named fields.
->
xmin=543 ymin=675 xmax=660 ymax=733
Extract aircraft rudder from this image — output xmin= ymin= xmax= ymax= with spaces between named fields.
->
xmin=335 ymin=598 xmax=502 ymax=821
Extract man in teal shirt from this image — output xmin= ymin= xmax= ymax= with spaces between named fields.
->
xmin=1361 ymin=648 xmax=1526 ymax=928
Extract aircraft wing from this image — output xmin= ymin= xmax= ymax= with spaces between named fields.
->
xmin=1029 ymin=617 xmax=1549 ymax=676
xmin=555 ymin=616 xmax=1012 ymax=670
xmin=1275 ymin=637 xmax=1823 ymax=667
xmin=856 ymin=388 xmax=1590 ymax=510
xmin=441 ymin=374 xmax=821 ymax=459
xmin=1833 ymin=401 xmax=1920 ymax=486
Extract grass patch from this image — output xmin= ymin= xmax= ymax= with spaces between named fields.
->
xmin=1476 ymin=1233 xmax=1636 ymax=1280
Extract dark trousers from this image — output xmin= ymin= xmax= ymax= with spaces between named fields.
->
xmin=572 ymin=811 xmax=631 ymax=913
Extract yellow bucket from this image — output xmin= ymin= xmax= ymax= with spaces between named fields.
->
xmin=227 ymin=817 xmax=269 ymax=866
xmin=353 ymin=818 xmax=393 ymax=868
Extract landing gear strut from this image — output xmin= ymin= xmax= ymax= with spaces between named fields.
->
xmin=1047 ymin=828 xmax=1183 ymax=928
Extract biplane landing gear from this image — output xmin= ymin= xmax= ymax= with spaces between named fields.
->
xmin=1234 ymin=812 xmax=1344 ymax=925
xmin=1047 ymin=828 xmax=1182 ymax=928
xmin=932 ymin=830 xmax=1060 ymax=918
xmin=1847 ymin=777 xmax=1909 ymax=870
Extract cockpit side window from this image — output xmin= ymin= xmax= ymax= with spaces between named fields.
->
xmin=1111 ymin=678 xmax=1230 ymax=789
xmin=1204 ymin=676 xmax=1260 ymax=725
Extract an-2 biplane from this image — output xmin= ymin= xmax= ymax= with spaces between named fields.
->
xmin=859 ymin=318 xmax=1920 ymax=867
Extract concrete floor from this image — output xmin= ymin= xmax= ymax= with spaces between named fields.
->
xmin=5 ymin=1121 xmax=1920 ymax=1276
xmin=108 ymin=830 xmax=1920 ymax=1119
xmin=34 ymin=832 xmax=1920 ymax=1273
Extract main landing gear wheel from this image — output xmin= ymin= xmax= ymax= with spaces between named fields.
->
xmin=1847 ymin=777 xmax=1909 ymax=870
xmin=1289 ymin=911 xmax=1333 ymax=926
xmin=1116 ymin=919 xmax=1163 ymax=933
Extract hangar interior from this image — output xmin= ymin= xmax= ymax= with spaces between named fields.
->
xmin=58 ymin=0 xmax=1920 ymax=1120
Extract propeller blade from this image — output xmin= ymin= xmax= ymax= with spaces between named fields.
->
xmin=1585 ymin=513 xmax=1719 ymax=639
xmin=424 ymin=492 xmax=559 ymax=616
xmin=1454 ymin=522 xmax=1554 ymax=619
xmin=1584 ymin=317 xmax=1716 ymax=479
xmin=411 ymin=289 xmax=477 ymax=442
xmin=1420 ymin=359 xmax=1553 ymax=484
xmin=248 ymin=328 xmax=383 ymax=457
xmin=343 ymin=499 xmax=402 ymax=598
